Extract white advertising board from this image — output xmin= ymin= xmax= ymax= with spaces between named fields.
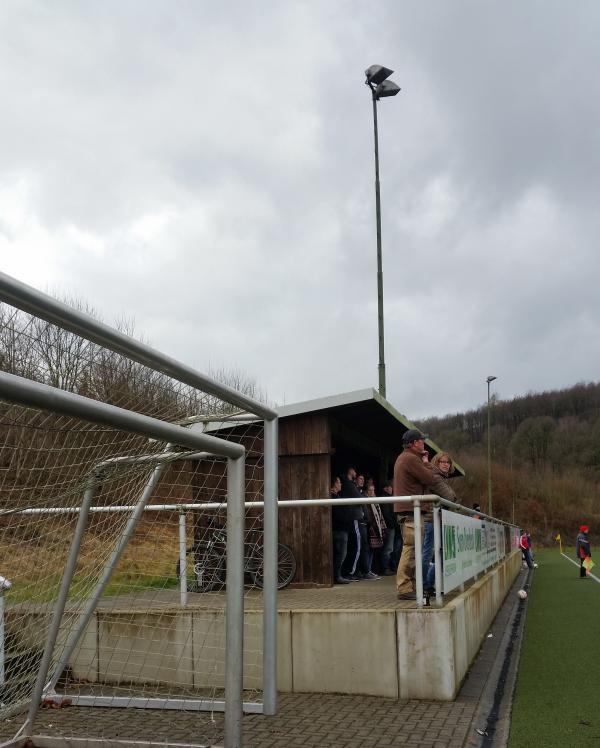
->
xmin=441 ymin=510 xmax=507 ymax=594
xmin=510 ymin=526 xmax=521 ymax=550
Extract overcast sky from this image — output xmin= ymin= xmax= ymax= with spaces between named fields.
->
xmin=1 ymin=1 xmax=599 ymax=422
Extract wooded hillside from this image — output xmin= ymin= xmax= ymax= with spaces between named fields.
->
xmin=417 ymin=382 xmax=600 ymax=545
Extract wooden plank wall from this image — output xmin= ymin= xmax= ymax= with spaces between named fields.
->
xmin=278 ymin=414 xmax=332 ymax=587
xmin=189 ymin=417 xmax=334 ymax=587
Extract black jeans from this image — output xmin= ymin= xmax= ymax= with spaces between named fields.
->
xmin=521 ymin=548 xmax=533 ymax=569
xmin=332 ymin=530 xmax=349 ymax=580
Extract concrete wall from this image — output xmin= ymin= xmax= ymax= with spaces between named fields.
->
xmin=68 ymin=609 xmax=294 ymax=693
xmin=62 ymin=550 xmax=521 ymax=701
xmin=281 ymin=550 xmax=521 ymax=700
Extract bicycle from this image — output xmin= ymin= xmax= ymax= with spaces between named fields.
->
xmin=177 ymin=528 xmax=297 ymax=592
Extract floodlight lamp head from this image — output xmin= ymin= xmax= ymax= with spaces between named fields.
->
xmin=486 ymin=375 xmax=497 ymax=384
xmin=374 ymin=80 xmax=401 ymax=99
xmin=365 ymin=64 xmax=394 ymax=86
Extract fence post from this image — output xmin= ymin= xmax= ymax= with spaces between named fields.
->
xmin=413 ymin=499 xmax=423 ymax=607
xmin=179 ymin=509 xmax=188 ymax=607
xmin=433 ymin=506 xmax=442 ymax=606
xmin=225 ymin=454 xmax=245 ymax=748
xmin=262 ymin=417 xmax=278 ymax=715
xmin=0 ymin=577 xmax=10 ymax=689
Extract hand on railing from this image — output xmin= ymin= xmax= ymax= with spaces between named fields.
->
xmin=0 ymin=575 xmax=12 ymax=590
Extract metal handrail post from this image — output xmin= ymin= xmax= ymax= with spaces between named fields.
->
xmin=24 ymin=471 xmax=101 ymax=736
xmin=413 ymin=499 xmax=423 ymax=607
xmin=262 ymin=417 xmax=278 ymax=715
xmin=224 ymin=455 xmax=245 ymax=748
xmin=433 ymin=506 xmax=442 ymax=606
xmin=179 ymin=510 xmax=188 ymax=607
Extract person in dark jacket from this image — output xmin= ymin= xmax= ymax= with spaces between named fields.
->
xmin=576 ymin=525 xmax=592 ymax=578
xmin=380 ymin=481 xmax=397 ymax=575
xmin=331 ymin=476 xmax=353 ymax=584
xmin=340 ymin=467 xmax=375 ymax=580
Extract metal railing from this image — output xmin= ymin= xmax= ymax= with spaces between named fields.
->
xmin=245 ymin=495 xmax=518 ymax=608
xmin=12 ymin=493 xmax=519 ymax=612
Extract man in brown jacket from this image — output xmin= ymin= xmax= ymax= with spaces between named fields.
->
xmin=393 ymin=429 xmax=433 ymax=600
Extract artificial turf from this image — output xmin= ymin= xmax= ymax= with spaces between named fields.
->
xmin=508 ymin=547 xmax=600 ymax=747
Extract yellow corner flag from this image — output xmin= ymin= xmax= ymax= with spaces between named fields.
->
xmin=555 ymin=533 xmax=562 ymax=553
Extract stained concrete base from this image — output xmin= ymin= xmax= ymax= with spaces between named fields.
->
xmin=12 ymin=552 xmax=522 ymax=703
xmin=285 ymin=551 xmax=521 ymax=700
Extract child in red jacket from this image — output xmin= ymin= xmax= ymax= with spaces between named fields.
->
xmin=576 ymin=525 xmax=592 ymax=578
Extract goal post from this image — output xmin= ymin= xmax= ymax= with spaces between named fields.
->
xmin=0 ymin=271 xmax=280 ymax=748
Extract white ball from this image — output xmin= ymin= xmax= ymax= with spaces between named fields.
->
xmin=518 ymin=589 xmax=528 ymax=600
xmin=533 ymin=563 xmax=539 ymax=568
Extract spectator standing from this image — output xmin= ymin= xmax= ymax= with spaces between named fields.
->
xmin=380 ymin=481 xmax=397 ymax=575
xmin=519 ymin=530 xmax=534 ymax=569
xmin=576 ymin=525 xmax=592 ymax=578
xmin=331 ymin=477 xmax=353 ymax=584
xmin=365 ymin=484 xmax=385 ymax=577
xmin=351 ymin=472 xmax=380 ymax=579
xmin=422 ymin=452 xmax=459 ymax=594
xmin=393 ymin=429 xmax=433 ymax=600
xmin=340 ymin=467 xmax=370 ymax=580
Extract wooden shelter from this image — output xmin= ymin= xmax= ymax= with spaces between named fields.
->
xmin=191 ymin=388 xmax=464 ymax=588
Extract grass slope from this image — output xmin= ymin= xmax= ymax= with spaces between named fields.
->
xmin=508 ymin=548 xmax=600 ymax=747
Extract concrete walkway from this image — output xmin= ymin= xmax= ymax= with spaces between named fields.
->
xmin=0 ymin=570 xmax=529 ymax=747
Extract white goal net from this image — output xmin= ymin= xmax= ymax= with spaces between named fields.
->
xmin=0 ymin=297 xmax=276 ymax=747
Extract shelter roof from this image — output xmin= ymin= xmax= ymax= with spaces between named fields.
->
xmin=277 ymin=388 xmax=464 ymax=476
xmin=191 ymin=388 xmax=465 ymax=477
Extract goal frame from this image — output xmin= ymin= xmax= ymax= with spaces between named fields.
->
xmin=0 ymin=270 xmax=280 ymax=748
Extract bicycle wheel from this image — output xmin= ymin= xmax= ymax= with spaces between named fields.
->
xmin=192 ymin=551 xmax=226 ymax=592
xmin=253 ymin=543 xmax=296 ymax=589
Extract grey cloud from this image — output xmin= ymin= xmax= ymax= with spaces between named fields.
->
xmin=2 ymin=1 xmax=600 ymax=423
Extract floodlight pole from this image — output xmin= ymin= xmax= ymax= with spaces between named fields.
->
xmin=486 ymin=375 xmax=497 ymax=517
xmin=371 ymin=89 xmax=386 ymax=398
xmin=365 ymin=64 xmax=399 ymax=399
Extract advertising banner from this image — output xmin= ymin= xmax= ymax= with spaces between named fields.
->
xmin=510 ymin=526 xmax=521 ymax=550
xmin=441 ymin=510 xmax=507 ymax=593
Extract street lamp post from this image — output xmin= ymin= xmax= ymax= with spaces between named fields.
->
xmin=365 ymin=64 xmax=400 ymax=399
xmin=486 ymin=375 xmax=498 ymax=517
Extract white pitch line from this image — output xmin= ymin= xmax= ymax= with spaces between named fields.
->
xmin=560 ymin=552 xmax=600 ymax=584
